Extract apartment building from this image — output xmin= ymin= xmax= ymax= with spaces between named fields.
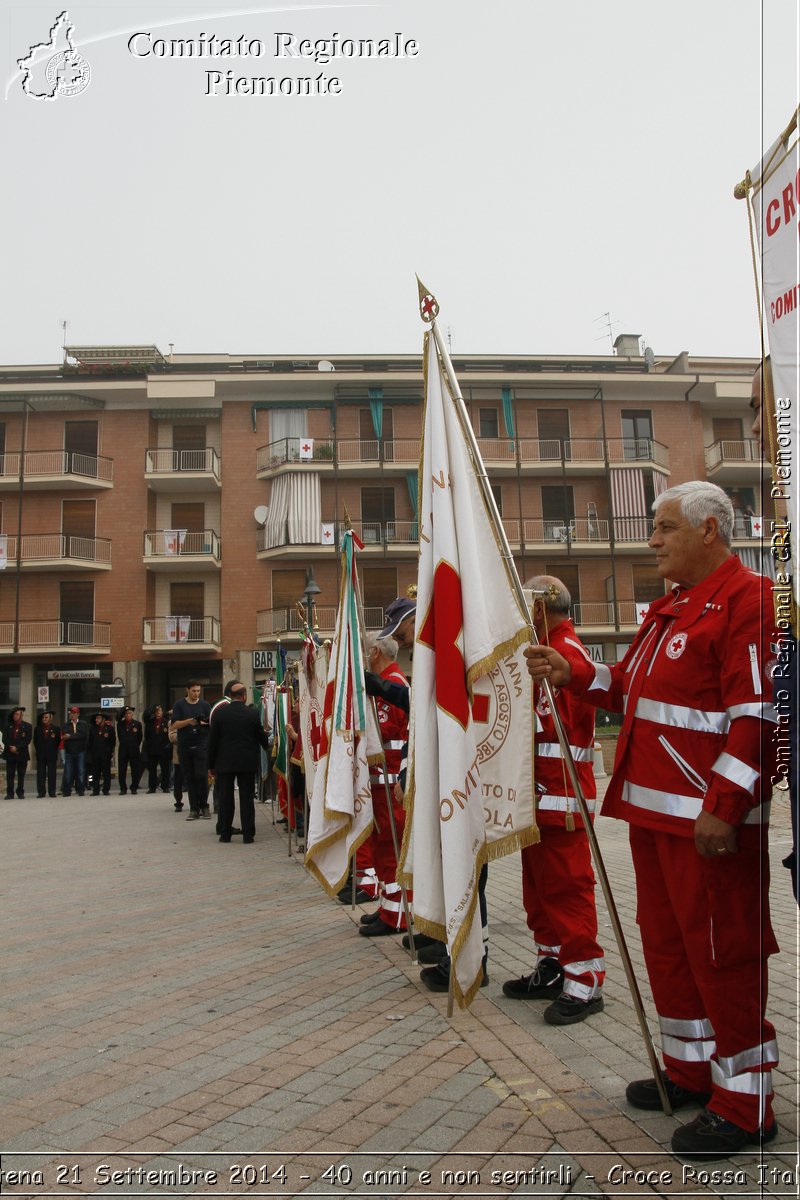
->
xmin=0 ymin=338 xmax=767 ymax=718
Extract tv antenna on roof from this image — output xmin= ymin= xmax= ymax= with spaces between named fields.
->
xmin=593 ymin=311 xmax=620 ymax=351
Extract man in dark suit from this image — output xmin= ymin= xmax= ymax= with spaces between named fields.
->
xmin=208 ymin=682 xmax=271 ymax=844
xmin=117 ymin=707 xmax=144 ymax=795
xmin=4 ymin=706 xmax=33 ymax=798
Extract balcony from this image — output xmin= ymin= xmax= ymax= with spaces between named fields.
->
xmin=704 ymin=440 xmax=767 ymax=484
xmin=0 ymin=620 xmax=112 ymax=655
xmin=143 ymin=529 xmax=221 ymax=571
xmin=256 ymin=606 xmax=385 ymax=642
xmin=571 ymin=600 xmax=644 ymax=633
xmin=143 ymin=615 xmax=221 ymax=652
xmin=256 ymin=519 xmax=419 ymax=558
xmin=2 ymin=534 xmax=111 ymax=571
xmin=0 ymin=450 xmax=113 ymax=491
xmin=145 ymin=448 xmax=221 ymax=491
xmin=255 ymin=435 xmax=670 ymax=478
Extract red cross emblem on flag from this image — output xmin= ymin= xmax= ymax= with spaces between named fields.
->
xmin=420 ymin=292 xmax=439 ymax=323
xmin=302 ymin=443 xmax=311 ymax=454
xmin=751 ymin=518 xmax=762 ymax=536
xmin=323 ymin=527 xmax=333 ymax=541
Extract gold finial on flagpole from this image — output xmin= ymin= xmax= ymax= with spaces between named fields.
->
xmin=406 ymin=584 xmax=417 ymax=600
xmin=416 ymin=275 xmax=439 ymax=324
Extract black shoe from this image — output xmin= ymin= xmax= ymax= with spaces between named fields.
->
xmin=243 ymin=836 xmax=254 ymax=844
xmin=338 ymin=887 xmax=374 ymax=904
xmin=130 ymin=789 xmax=138 ymax=795
xmin=502 ymin=957 xmax=564 ymax=999
xmin=200 ymin=808 xmax=210 ymax=819
xmin=671 ymin=1109 xmax=778 ymax=1160
xmin=174 ymin=804 xmax=183 ymax=811
xmin=626 ymin=1076 xmax=712 ymax=1112
xmin=544 ymin=993 xmax=604 ymax=1025
xmin=119 ymin=789 xmax=127 ymax=795
xmin=219 ymin=835 xmax=232 ymax=843
xmin=186 ymin=812 xmax=200 ymax=821
xmin=402 ymin=932 xmax=441 ymax=951
xmin=276 ymin=817 xmax=288 ymax=826
xmin=147 ymin=789 xmax=157 ymax=794
xmin=360 ymin=910 xmax=383 ymax=926
xmin=37 ymin=793 xmax=45 ymax=798
xmin=358 ymin=919 xmax=400 ymax=937
xmin=420 ymin=963 xmax=488 ymax=992
xmin=231 ymin=826 xmax=242 ymax=835
xmin=417 ymin=941 xmax=448 ymax=964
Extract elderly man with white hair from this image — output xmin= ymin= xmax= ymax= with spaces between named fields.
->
xmin=525 ymin=480 xmax=780 ymax=1161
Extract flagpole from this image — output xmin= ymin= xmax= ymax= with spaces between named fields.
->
xmin=350 ymin=541 xmax=416 ymax=956
xmin=418 ymin=279 xmax=671 ymax=1116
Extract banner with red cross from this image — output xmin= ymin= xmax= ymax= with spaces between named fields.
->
xmin=399 ymin=331 xmax=537 ymax=1009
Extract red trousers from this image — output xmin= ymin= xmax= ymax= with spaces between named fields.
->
xmin=521 ymin=826 xmax=604 ymax=999
xmin=630 ymin=824 xmax=778 ymax=1131
xmin=370 ymin=782 xmax=412 ymax=929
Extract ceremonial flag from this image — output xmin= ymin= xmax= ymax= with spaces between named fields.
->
xmin=305 ymin=530 xmax=381 ymax=894
xmin=272 ymin=642 xmax=289 ymax=782
xmin=298 ymin=626 xmax=329 ymax=804
xmin=749 ymin=124 xmax=799 ymax=609
xmin=399 ymin=328 xmax=537 ymax=1008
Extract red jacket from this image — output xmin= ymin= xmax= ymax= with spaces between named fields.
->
xmin=370 ymin=662 xmax=408 ymax=787
xmin=569 ymin=556 xmax=778 ymax=836
xmin=533 ymin=618 xmax=596 ymax=830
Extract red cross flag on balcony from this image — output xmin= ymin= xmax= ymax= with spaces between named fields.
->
xmin=320 ymin=522 xmax=334 ymax=545
xmin=299 ymin=438 xmax=315 ymax=460
xmin=749 ymin=515 xmax=763 ymax=537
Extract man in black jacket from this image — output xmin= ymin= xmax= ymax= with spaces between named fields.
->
xmin=34 ymin=710 xmax=61 ymax=797
xmin=117 ymin=707 xmax=144 ymax=795
xmin=61 ymin=705 xmax=88 ymax=797
xmin=4 ymin=706 xmax=33 ymax=798
xmin=208 ymin=682 xmax=271 ymax=844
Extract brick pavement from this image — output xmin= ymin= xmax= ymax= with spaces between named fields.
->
xmin=0 ymin=783 xmax=797 ymax=1199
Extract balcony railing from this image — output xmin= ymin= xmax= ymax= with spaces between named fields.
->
xmin=3 ymin=534 xmax=111 ymax=564
xmin=0 ymin=621 xmax=111 ymax=650
xmin=143 ymin=529 xmax=220 ymax=558
xmin=705 ymin=440 xmax=764 ymax=471
xmin=145 ymin=448 xmax=220 ymax=479
xmin=143 ymin=616 xmax=221 ymax=647
xmin=255 ymin=515 xmax=655 ymax=552
xmin=256 ymin=436 xmax=669 ymax=470
xmin=256 ymin=438 xmax=336 ymax=472
xmin=0 ymin=450 xmax=113 ymax=482
xmin=571 ymin=601 xmax=646 ymax=628
xmin=256 ymin=605 xmax=385 ymax=639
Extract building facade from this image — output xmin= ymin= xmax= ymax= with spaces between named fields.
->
xmin=0 ymin=339 xmax=768 ymax=718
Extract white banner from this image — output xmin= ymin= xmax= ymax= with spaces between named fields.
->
xmin=299 ymin=437 xmax=315 ymax=460
xmin=750 ymin=128 xmax=799 ymax=608
xmin=305 ymin=533 xmax=381 ymax=893
xmin=298 ymin=638 xmax=329 ymax=806
xmin=164 ymin=529 xmax=187 ymax=556
xmin=400 ymin=331 xmax=536 ymax=1008
xmin=0 ymin=534 xmax=7 ymax=570
xmin=320 ymin=521 xmax=335 ymax=546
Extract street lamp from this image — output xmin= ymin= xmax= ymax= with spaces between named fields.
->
xmin=301 ymin=565 xmax=321 ymax=631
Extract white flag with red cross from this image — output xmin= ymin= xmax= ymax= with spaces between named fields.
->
xmin=399 ymin=331 xmax=537 ymax=1008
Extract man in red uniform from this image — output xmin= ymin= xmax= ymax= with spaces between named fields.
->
xmin=359 ymin=630 xmax=411 ymax=936
xmin=503 ymin=575 xmax=604 ymax=1024
xmin=525 ymin=481 xmax=779 ymax=1160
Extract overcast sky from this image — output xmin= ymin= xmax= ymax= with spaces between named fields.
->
xmin=2 ymin=0 xmax=798 ymax=365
